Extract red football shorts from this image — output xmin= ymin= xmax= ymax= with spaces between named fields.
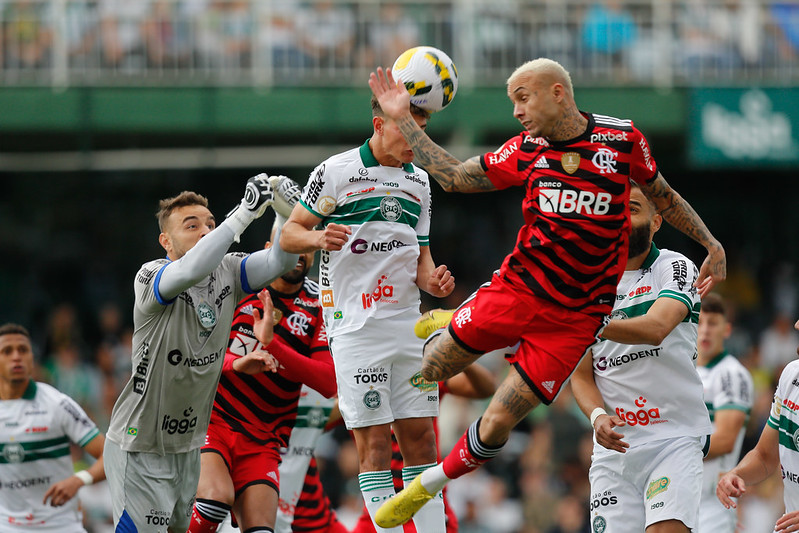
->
xmin=448 ymin=273 xmax=603 ymax=404
xmin=202 ymin=422 xmax=281 ymax=495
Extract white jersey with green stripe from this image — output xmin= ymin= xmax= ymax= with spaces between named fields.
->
xmin=300 ymin=141 xmax=431 ymax=337
xmin=697 ymin=352 xmax=753 ymax=496
xmin=0 ymin=381 xmax=100 ymax=531
xmin=592 ymin=244 xmax=711 ymax=447
xmin=767 ymin=359 xmax=799 ymax=512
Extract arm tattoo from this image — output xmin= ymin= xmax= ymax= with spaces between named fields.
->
xmin=396 ymin=115 xmax=495 ymax=193
xmin=644 ymin=175 xmax=719 ymax=249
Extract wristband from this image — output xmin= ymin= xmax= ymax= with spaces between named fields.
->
xmin=590 ymin=407 xmax=608 ymax=428
xmin=74 ymin=470 xmax=94 ymax=486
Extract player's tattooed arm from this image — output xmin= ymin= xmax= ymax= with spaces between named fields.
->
xmin=395 ymin=115 xmax=495 ymax=193
xmin=642 ymin=173 xmax=726 ymax=295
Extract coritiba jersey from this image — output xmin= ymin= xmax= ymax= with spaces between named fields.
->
xmin=768 ymin=359 xmax=799 ymax=512
xmin=697 ymin=351 xmax=753 ymax=496
xmin=107 ymin=253 xmax=250 ymax=454
xmin=0 ymin=381 xmax=100 ymax=531
xmin=482 ymin=113 xmax=658 ymax=317
xmin=299 ymin=140 xmax=431 ymax=337
xmin=591 ymin=244 xmax=712 ymax=447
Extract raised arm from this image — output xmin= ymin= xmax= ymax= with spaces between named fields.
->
xmin=280 ymin=204 xmax=351 ymax=254
xmin=368 ymin=67 xmax=496 ymax=193
xmin=641 ymin=173 xmax=726 ymax=296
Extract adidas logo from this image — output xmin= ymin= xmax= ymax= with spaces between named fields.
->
xmin=541 ymin=380 xmax=556 ymax=393
xmin=534 ymin=157 xmax=550 ymax=169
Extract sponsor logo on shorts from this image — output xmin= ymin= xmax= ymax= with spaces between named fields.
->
xmin=409 ymin=372 xmax=437 ymax=392
xmin=355 ymin=367 xmax=388 ymax=385
xmin=592 ymin=515 xmax=607 ymax=533
xmin=145 ymin=509 xmax=170 ymax=526
xmin=379 ymin=196 xmax=402 ymax=221
xmin=196 ymin=302 xmax=216 ymax=328
xmin=453 ymin=307 xmax=473 ymax=328
xmin=363 ymin=388 xmax=381 ymax=410
xmin=589 ymin=492 xmax=618 ymax=512
xmin=645 ymin=477 xmax=670 ymax=500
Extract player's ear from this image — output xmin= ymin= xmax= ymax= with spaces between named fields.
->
xmin=651 ymin=212 xmax=663 ymax=235
xmin=373 ymin=115 xmax=384 ymax=135
xmin=158 ymin=232 xmax=171 ymax=254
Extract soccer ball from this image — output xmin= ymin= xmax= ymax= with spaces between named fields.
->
xmin=391 ymin=46 xmax=458 ymax=113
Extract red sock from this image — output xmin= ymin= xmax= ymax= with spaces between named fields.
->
xmin=441 ymin=418 xmax=504 ymax=480
xmin=187 ymin=498 xmax=231 ymax=533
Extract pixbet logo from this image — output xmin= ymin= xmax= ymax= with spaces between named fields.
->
xmin=614 ymin=396 xmax=662 ymax=426
xmin=538 ymin=189 xmax=611 ymax=215
xmin=591 ymin=131 xmax=628 ymax=143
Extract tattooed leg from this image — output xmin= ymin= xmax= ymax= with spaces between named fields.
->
xmin=478 ymin=366 xmax=541 ymax=446
xmin=421 ymin=330 xmax=483 ymax=382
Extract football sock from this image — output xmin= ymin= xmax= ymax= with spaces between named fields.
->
xmin=187 ymin=498 xmax=231 ymax=533
xmin=359 ymin=470 xmax=403 ymax=532
xmin=440 ymin=417 xmax=505 ymax=481
xmin=242 ymin=528 xmax=274 ymax=533
xmin=404 ymin=463 xmax=445 ymax=532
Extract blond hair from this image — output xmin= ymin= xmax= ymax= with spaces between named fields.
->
xmin=507 ymin=58 xmax=574 ymax=98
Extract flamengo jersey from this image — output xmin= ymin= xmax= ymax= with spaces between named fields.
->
xmin=274 ymin=385 xmax=336 ymax=533
xmin=107 ymin=254 xmax=249 ymax=454
xmin=767 ymin=359 xmax=799 ymax=512
xmin=591 ymin=244 xmax=712 ymax=447
xmin=300 ymin=140 xmax=431 ymax=337
xmin=212 ymin=279 xmax=329 ymax=447
xmin=482 ymin=113 xmax=658 ymax=316
xmin=0 ymin=381 xmax=100 ymax=532
xmin=697 ymin=351 xmax=753 ymax=496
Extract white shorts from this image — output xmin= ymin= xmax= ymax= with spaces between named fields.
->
xmin=330 ymin=309 xmax=439 ymax=429
xmin=104 ymin=438 xmax=200 ymax=533
xmin=698 ymin=491 xmax=737 ymax=533
xmin=588 ymin=435 xmax=704 ymax=532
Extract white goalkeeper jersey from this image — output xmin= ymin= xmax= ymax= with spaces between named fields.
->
xmin=107 ymin=253 xmax=249 ymax=454
xmin=0 ymin=381 xmax=100 ymax=532
xmin=591 ymin=244 xmax=712 ymax=448
xmin=697 ymin=351 xmax=753 ymax=496
xmin=274 ymin=385 xmax=336 ymax=533
xmin=299 ymin=140 xmax=431 ymax=338
xmin=767 ymin=359 xmax=799 ymax=512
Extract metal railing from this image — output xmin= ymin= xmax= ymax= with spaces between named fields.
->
xmin=1 ymin=0 xmax=798 ymax=87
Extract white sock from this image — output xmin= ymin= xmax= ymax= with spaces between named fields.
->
xmin=359 ymin=470 xmax=402 ymax=533
xmin=404 ymin=464 xmax=445 ymax=533
xmin=419 ymin=462 xmax=450 ymax=494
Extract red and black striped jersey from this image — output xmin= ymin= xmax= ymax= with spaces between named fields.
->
xmin=210 ymin=279 xmax=331 ymax=447
xmin=481 ymin=112 xmax=658 ymax=316
xmin=291 ymin=457 xmax=343 ymax=532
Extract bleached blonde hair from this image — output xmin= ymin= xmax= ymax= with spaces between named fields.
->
xmin=507 ymin=58 xmax=574 ymax=98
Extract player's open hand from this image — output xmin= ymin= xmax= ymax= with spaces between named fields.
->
xmin=426 ymin=264 xmax=455 ymax=298
xmin=43 ymin=476 xmax=82 ymax=507
xmin=319 ymin=223 xmax=351 ymax=251
xmin=775 ymin=510 xmax=799 ymax=532
xmin=594 ymin=414 xmax=629 ymax=453
xmin=232 ymin=350 xmax=279 ymax=375
xmin=368 ymin=67 xmax=411 ymax=121
xmin=252 ymin=290 xmax=275 ymax=346
xmin=716 ymin=471 xmax=745 ymax=509
xmin=695 ymin=243 xmax=726 ymax=298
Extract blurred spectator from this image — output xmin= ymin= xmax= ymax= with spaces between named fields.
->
xmin=63 ymin=0 xmax=99 ymax=69
xmin=197 ymin=0 xmax=253 ymax=69
xmin=545 ymin=494 xmax=590 ymax=533
xmin=3 ymin=0 xmax=53 ymax=69
xmin=42 ymin=342 xmax=103 ymax=419
xmin=43 ymin=302 xmax=86 ymax=358
xmin=361 ymin=2 xmax=420 ymax=68
xmin=767 ymin=1 xmax=799 ymax=63
xmin=142 ymin=0 xmax=180 ymax=68
xmin=472 ymin=1 xmax=522 ymax=70
xmin=579 ymin=0 xmax=639 ymax=76
xmin=256 ymin=0 xmax=304 ymax=72
xmin=295 ymin=0 xmax=356 ymax=70
xmin=759 ymin=311 xmax=799 ymax=374
xmin=99 ymin=0 xmax=147 ymax=69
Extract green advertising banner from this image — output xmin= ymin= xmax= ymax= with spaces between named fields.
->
xmin=690 ymin=88 xmax=799 ymax=168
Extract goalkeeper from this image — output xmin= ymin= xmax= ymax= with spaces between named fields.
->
xmin=104 ymin=175 xmax=299 ymax=533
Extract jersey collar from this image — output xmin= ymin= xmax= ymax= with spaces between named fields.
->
xmin=22 ymin=379 xmax=37 ymax=400
xmin=703 ymin=350 xmax=730 ymax=369
xmin=360 ymin=139 xmax=415 ymax=173
xmin=640 ymin=243 xmax=660 ymax=270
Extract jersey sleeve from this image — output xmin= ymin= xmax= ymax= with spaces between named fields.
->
xmin=479 ymin=133 xmax=528 ymax=190
xmin=56 ymin=392 xmax=100 ymax=448
xmin=711 ymin=365 xmax=754 ymax=412
xmin=220 ymin=252 xmax=249 ymax=297
xmin=628 ymin=125 xmax=658 ymax=184
xmin=768 ymin=362 xmax=797 ymax=429
xmin=300 ymin=161 xmax=339 ymax=219
xmin=655 ymin=253 xmax=700 ymax=315
xmin=134 ymin=259 xmax=171 ymax=314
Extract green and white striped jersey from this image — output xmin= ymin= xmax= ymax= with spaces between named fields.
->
xmin=300 ymin=141 xmax=431 ymax=338
xmin=697 ymin=351 xmax=753 ymax=496
xmin=0 ymin=381 xmax=100 ymax=531
xmin=768 ymin=359 xmax=799 ymax=512
xmin=592 ymin=244 xmax=712 ymax=447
